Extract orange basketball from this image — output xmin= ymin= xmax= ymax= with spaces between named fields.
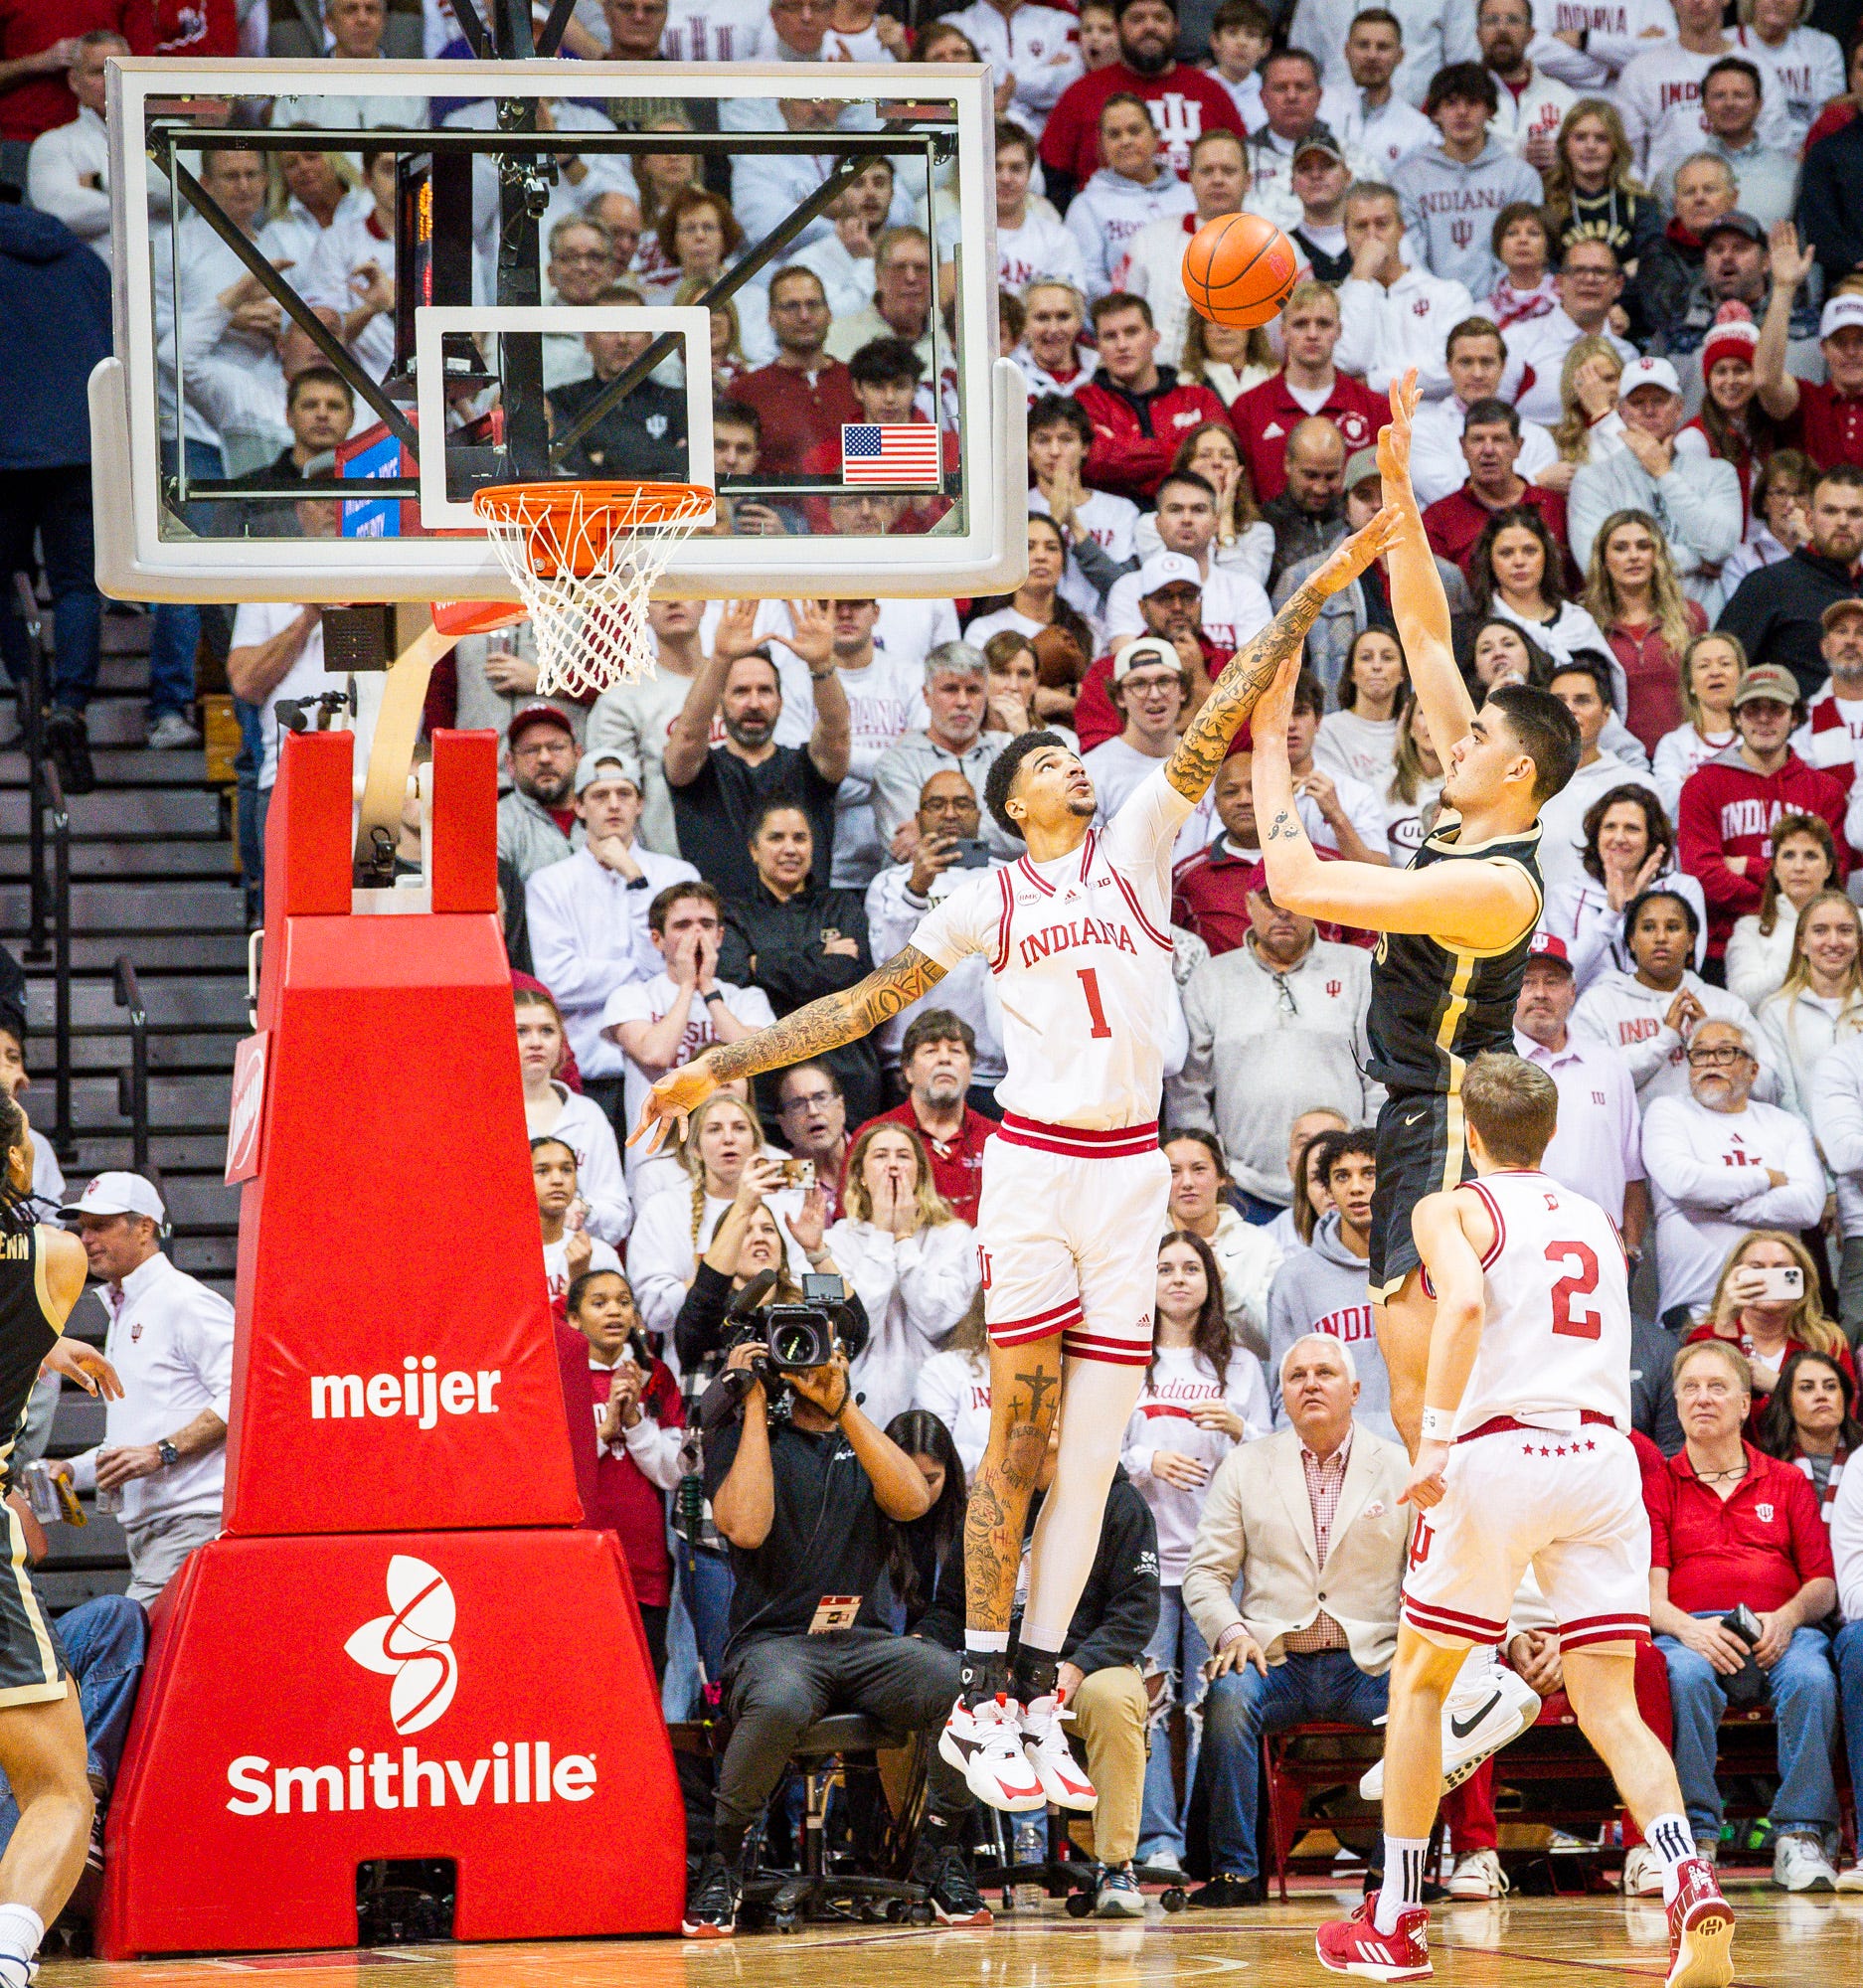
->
xmin=1181 ymin=213 xmax=1300 ymax=330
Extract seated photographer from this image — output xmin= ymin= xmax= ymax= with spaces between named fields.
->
xmin=559 ymin=1268 xmax=683 ymax=1678
xmin=1180 ymin=1333 xmax=1411 ymax=1907
xmin=686 ymin=1343 xmax=990 ymax=1938
xmin=534 ymin=1137 xmax=621 ymax=1307
xmin=628 ymin=1095 xmax=813 ymax=1339
xmin=671 ymin=1154 xmax=866 ymax=1388
xmin=1648 ymin=1338 xmax=1841 ymax=1895
xmin=825 ymin=1122 xmax=978 ymax=1432
xmin=920 ymin=1425 xmax=1161 ymax=1919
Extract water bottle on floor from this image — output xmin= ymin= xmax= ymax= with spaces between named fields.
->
xmin=1013 ymin=1815 xmax=1046 ymax=1908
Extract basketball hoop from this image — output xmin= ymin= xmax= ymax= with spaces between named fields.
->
xmin=472 ymin=480 xmax=712 ymax=698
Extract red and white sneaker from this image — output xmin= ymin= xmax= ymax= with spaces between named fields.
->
xmin=1020 ymin=1692 xmax=1097 ymax=1810
xmin=938 ymin=1694 xmax=1045 ymax=1812
xmin=1315 ymin=1894 xmax=1433 ymax=1982
xmin=1664 ymin=1856 xmax=1735 ymax=1988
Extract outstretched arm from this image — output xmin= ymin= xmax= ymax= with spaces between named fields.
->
xmin=1163 ymin=513 xmax=1400 ymax=805
xmin=1377 ymin=371 xmax=1474 ymax=767
xmin=630 ymin=945 xmax=946 ymax=1151
xmin=1250 ymin=646 xmax=1539 ymax=949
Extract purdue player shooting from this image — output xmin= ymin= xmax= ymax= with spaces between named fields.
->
xmin=1252 ymin=370 xmax=1583 ymax=1802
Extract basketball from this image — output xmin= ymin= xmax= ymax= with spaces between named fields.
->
xmin=1181 ymin=212 xmax=1300 ymax=329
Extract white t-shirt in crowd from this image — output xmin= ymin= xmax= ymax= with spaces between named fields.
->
xmin=912 ymin=1347 xmax=993 ymax=1482
xmin=1313 ymin=709 xmax=1400 ymax=788
xmin=1122 ymin=1344 xmax=1271 ymax=1584
xmin=229 ymin=602 xmax=355 ymax=791
xmin=598 ymin=972 xmax=777 ymax=1173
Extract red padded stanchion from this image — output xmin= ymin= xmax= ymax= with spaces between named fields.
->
xmin=93 ymin=728 xmax=685 ymax=1956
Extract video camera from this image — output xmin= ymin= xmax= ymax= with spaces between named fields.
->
xmin=700 ymin=1269 xmax=861 ymax=1430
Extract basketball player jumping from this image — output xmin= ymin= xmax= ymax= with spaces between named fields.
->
xmin=1313 ymin=1054 xmax=1732 ymax=1987
xmin=1252 ymin=374 xmax=1580 ymax=1797
xmin=0 ymin=1096 xmax=123 ymax=1987
xmin=634 ymin=518 xmax=1398 ymax=1817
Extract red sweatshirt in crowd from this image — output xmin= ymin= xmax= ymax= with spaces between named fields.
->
xmin=1674 ymin=746 xmax=1851 ymax=957
xmin=1077 ymin=368 xmax=1236 ymax=504
xmin=1231 ymin=371 xmax=1388 ymax=504
xmin=554 ymin=1323 xmax=681 ymax=1608
xmin=1420 ymin=482 xmax=1570 ymax=581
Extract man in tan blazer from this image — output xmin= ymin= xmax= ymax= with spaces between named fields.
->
xmin=1180 ymin=1333 xmax=1412 ymax=1905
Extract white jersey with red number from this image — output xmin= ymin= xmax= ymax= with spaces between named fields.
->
xmin=1446 ymin=1169 xmax=1633 ymax=1437
xmin=908 ymin=767 xmax=1191 ymax=1129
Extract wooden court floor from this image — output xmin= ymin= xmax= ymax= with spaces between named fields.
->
xmin=37 ymin=1885 xmax=1863 ymax=1988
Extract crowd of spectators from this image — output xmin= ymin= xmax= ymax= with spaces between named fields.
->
xmin=16 ymin=0 xmax=1863 ymax=1936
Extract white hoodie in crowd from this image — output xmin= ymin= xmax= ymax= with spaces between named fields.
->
xmin=1333 ymin=268 xmax=1475 ymax=399
xmin=825 ymin=1216 xmax=981 ymax=1433
xmin=1569 ymin=966 xmax=1776 ymax=1107
xmin=912 ymin=1346 xmax=993 ymax=1482
xmin=998 ymin=204 xmax=1091 ymax=297
xmin=1122 ymin=1344 xmax=1272 ymax=1583
xmin=1754 ymin=982 xmax=1863 ymax=1121
xmin=1540 ymin=861 xmax=1707 ymax=990
xmin=1731 ymin=21 xmax=1845 ymax=149
xmin=1485 ymin=63 xmax=1578 ymax=159
xmin=939 ymin=0 xmax=1084 ymax=137
xmin=1121 ymin=209 xmax=1205 ymax=365
xmin=1810 ymin=1034 xmax=1863 ymax=1241
xmin=1408 ymin=395 xmax=1558 ymax=506
xmin=1527 ymin=0 xmax=1680 ymax=90
xmin=1066 ymin=167 xmax=1197 ymax=299
xmin=1615 ymin=39 xmax=1793 ymax=184
xmin=1641 ymin=1090 xmax=1824 ymax=1319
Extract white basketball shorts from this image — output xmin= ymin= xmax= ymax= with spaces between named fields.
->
xmin=975 ymin=1114 xmax=1171 ymax=1367
xmin=1402 ymin=1417 xmax=1652 ymax=1653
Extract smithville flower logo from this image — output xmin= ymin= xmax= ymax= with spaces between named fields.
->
xmin=344 ymin=1555 xmax=458 ymax=1735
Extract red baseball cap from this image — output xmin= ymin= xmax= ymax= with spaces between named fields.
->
xmin=1527 ymin=931 xmax=1572 ymax=970
xmin=506 ymin=704 xmax=576 ymax=747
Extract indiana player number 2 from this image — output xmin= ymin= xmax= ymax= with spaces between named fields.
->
xmin=1545 ymin=1239 xmax=1603 ymax=1340
xmin=1076 ymin=967 xmax=1111 ymax=1040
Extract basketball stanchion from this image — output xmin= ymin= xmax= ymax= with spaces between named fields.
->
xmin=93 ymin=728 xmax=684 ymax=1957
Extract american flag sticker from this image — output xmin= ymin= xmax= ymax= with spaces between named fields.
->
xmin=841 ymin=423 xmax=942 ymax=487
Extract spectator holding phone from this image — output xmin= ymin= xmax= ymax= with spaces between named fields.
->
xmin=1123 ymin=1230 xmax=1270 ymax=1874
xmin=561 ymin=1268 xmax=683 ymax=1676
xmin=825 ymin=1122 xmax=978 ymax=1430
xmin=1648 ymin=1338 xmax=1841 ymax=1895
xmin=863 ymin=772 xmax=1005 ymax=1092
xmin=771 ymin=1066 xmax=850 ymax=1223
xmin=1683 ymin=1233 xmax=1856 ymax=1396
xmin=534 ymin=1137 xmax=621 ymax=1305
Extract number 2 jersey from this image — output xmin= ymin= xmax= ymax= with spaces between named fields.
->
xmin=908 ymin=768 xmax=1190 ymax=1129
xmin=1440 ymin=1169 xmax=1632 ymax=1437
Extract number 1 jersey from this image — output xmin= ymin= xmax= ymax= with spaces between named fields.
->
xmin=908 ymin=768 xmax=1191 ymax=1129
xmin=1445 ymin=1169 xmax=1633 ymax=1436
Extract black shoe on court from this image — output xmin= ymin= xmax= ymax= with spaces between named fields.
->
xmin=681 ymin=1852 xmax=740 ymax=1939
xmin=1187 ymin=1873 xmax=1265 ymax=1907
xmin=913 ymin=1844 xmax=993 ymax=1927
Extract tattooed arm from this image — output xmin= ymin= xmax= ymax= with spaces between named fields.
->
xmin=1162 ymin=512 xmax=1401 ymax=806
xmin=629 ymin=944 xmax=946 ymax=1151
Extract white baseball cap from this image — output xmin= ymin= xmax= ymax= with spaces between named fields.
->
xmin=1617 ymin=355 xmax=1681 ymax=401
xmin=1136 ymin=551 xmax=1202 ymax=596
xmin=62 ymin=1173 xmax=166 ymax=1225
xmin=1821 ymin=293 xmax=1863 ymax=341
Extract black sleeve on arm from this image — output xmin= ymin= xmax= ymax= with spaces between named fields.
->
xmin=1064 ymin=1485 xmax=1161 ymax=1677
xmin=917 ymin=1527 xmax=966 ymax=1649
xmin=675 ymin=1260 xmax=741 ymax=1375
xmin=1043 ymin=162 xmax=1079 ymax=214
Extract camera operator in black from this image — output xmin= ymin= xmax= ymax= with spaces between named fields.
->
xmin=684 ymin=1337 xmax=990 ymax=1939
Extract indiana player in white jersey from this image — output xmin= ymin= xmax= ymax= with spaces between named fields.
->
xmin=632 ymin=522 xmax=1397 ymax=1854
xmin=1315 ymin=1052 xmax=1733 ymax=1988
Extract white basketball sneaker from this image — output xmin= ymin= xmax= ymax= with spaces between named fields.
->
xmin=1359 ymin=1657 xmax=1540 ymax=1801
xmin=1021 ymin=1692 xmax=1098 ymax=1810
xmin=938 ymin=1694 xmax=1046 ymax=1812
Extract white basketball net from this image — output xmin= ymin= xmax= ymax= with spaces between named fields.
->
xmin=475 ymin=482 xmax=711 ymax=699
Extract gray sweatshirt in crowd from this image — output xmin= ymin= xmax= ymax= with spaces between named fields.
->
xmin=1391 ymin=140 xmax=1543 ymax=297
xmin=1166 ymin=936 xmax=1384 ymax=1206
xmin=1265 ymin=1214 xmax=1397 ymax=1445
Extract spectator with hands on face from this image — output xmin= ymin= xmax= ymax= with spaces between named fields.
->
xmin=535 ymin=1136 xmax=622 ymax=1305
xmin=824 ymin=1121 xmax=978 ymax=1430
